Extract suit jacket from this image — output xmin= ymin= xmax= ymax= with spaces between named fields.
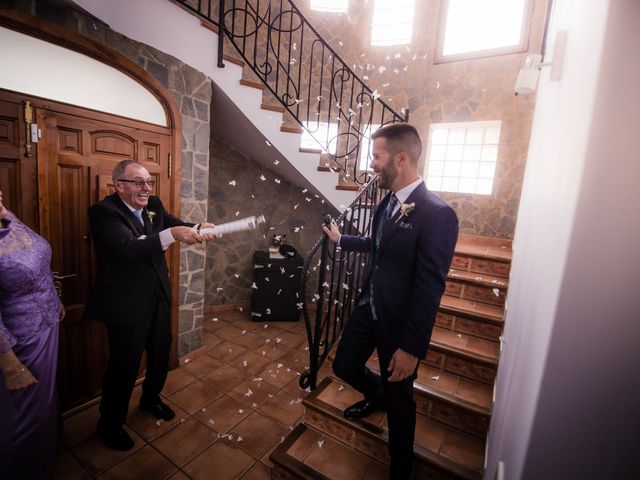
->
xmin=84 ymin=193 xmax=192 ymax=325
xmin=340 ymin=182 xmax=458 ymax=359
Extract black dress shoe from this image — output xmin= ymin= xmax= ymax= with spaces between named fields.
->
xmin=139 ymin=399 xmax=175 ymax=421
xmin=344 ymin=399 xmax=384 ymax=420
xmin=96 ymin=427 xmax=134 ymax=451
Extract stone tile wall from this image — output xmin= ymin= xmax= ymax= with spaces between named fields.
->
xmin=13 ymin=0 xmax=212 ymax=355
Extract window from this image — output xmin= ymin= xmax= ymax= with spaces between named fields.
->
xmin=358 ymin=124 xmax=380 ymax=172
xmin=437 ymin=0 xmax=530 ymax=62
xmin=371 ymin=0 xmax=416 ymax=46
xmin=310 ymin=0 xmax=348 ymax=13
xmin=425 ymin=121 xmax=501 ymax=195
xmin=300 ymin=122 xmax=338 ymax=155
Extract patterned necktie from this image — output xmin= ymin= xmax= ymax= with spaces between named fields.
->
xmin=133 ymin=209 xmax=144 ymax=226
xmin=375 ymin=194 xmax=398 ymax=249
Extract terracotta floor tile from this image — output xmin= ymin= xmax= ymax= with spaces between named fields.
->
xmin=152 ymin=417 xmax=217 ymax=466
xmin=215 ymin=324 xmax=247 ymax=342
xmin=230 ymin=331 xmax=268 ymax=350
xmin=181 ymin=354 xmax=224 ymax=378
xmin=278 ymin=347 xmax=310 ymax=371
xmin=167 ymin=471 xmax=191 ymax=480
xmin=260 ymin=341 xmax=292 ymax=361
xmin=72 ymin=425 xmax=143 ymax=476
xmin=97 ymin=444 xmax=176 ymax=479
xmin=202 ymin=330 xmax=225 ymax=349
xmin=203 ymin=316 xmax=224 ymax=332
xmin=258 ymin=390 xmax=305 ymax=427
xmin=239 ymin=460 xmax=271 ymax=480
xmin=281 ymin=376 xmax=309 ymax=397
xmin=253 ymin=324 xmax=289 ymax=340
xmin=230 ymin=411 xmax=287 ymax=458
xmin=164 ymin=366 xmax=198 ymax=394
xmin=259 ymin=362 xmax=299 ymax=389
xmin=413 ymin=416 xmax=447 ymax=454
xmin=440 ymin=430 xmax=485 ymax=472
xmin=259 ymin=436 xmax=283 ymax=468
xmin=304 ymin=434 xmax=370 ymax=480
xmin=207 ymin=340 xmax=248 ymax=363
xmin=200 ymin=363 xmax=247 ymax=392
xmin=227 ymin=377 xmax=281 ymax=408
xmin=218 ymin=309 xmax=254 ymax=324
xmin=167 ymin=379 xmax=221 ymax=414
xmin=193 ymin=394 xmax=252 ymax=433
xmin=416 ymin=365 xmax=459 ymax=396
xmin=183 ymin=440 xmax=254 ymax=480
xmin=456 ymin=378 xmax=492 ymax=410
xmin=126 ymin=400 xmax=190 ymax=441
xmin=61 ymin=404 xmax=100 ymax=448
xmin=127 ymin=384 xmax=143 ymax=414
xmin=361 ymin=461 xmax=389 ymax=480
xmin=52 ymin=450 xmax=91 ymax=480
xmin=229 ymin=350 xmax=274 ymax=375
xmin=276 ymin=331 xmax=306 ymax=349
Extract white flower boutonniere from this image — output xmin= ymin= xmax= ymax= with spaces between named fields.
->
xmin=147 ymin=210 xmax=156 ymax=224
xmin=396 ymin=202 xmax=415 ymax=223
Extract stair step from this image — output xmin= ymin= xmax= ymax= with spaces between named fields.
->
xmin=300 ymin=147 xmax=322 ymax=154
xmin=302 ymin=378 xmax=484 ymax=480
xmin=261 ymin=102 xmax=286 ymax=113
xmin=239 ymin=78 xmax=264 ymax=90
xmin=455 ymin=234 xmax=512 ymax=263
xmin=336 ymin=181 xmax=360 ymax=191
xmin=271 ymin=423 xmax=389 ymax=480
xmin=223 ymin=53 xmax=245 ymax=67
xmin=448 ymin=269 xmax=508 ymax=290
xmin=430 ymin=326 xmax=499 ymax=366
xmin=439 ymin=296 xmax=504 ymax=326
xmin=199 ymin=20 xmax=219 ymax=34
xmin=281 ymin=125 xmax=304 ymax=134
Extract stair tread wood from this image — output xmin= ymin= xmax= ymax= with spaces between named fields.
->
xmin=303 ymin=377 xmax=484 ymax=479
xmin=430 ymin=326 xmax=499 ymax=365
xmin=439 ymin=296 xmax=504 ymax=324
xmin=448 ymin=268 xmax=509 ymax=290
xmin=239 ymin=78 xmax=264 ymax=90
xmin=271 ymin=423 xmax=389 ymax=480
xmin=261 ymin=102 xmax=285 ymax=113
xmin=455 ymin=235 xmax=512 ymax=262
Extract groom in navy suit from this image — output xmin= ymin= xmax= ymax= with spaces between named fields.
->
xmin=324 ymin=123 xmax=458 ymax=479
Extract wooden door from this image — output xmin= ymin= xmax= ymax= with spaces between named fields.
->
xmin=37 ymin=107 xmax=173 ymax=412
xmin=0 ymin=87 xmax=175 ymax=413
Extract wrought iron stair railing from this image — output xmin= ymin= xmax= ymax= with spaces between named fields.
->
xmin=298 ymin=177 xmax=384 ymax=390
xmin=175 ymin=0 xmax=407 ymax=185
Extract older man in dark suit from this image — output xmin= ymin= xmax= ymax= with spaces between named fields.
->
xmin=324 ymin=123 xmax=458 ymax=479
xmin=86 ymin=160 xmax=216 ymax=451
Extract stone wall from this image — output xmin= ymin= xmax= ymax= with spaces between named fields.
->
xmin=205 ymin=136 xmax=338 ymax=307
xmin=11 ymin=0 xmax=212 ymax=355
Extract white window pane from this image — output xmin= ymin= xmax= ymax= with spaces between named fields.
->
xmin=458 ymin=178 xmax=476 ymax=194
xmin=371 ymin=0 xmax=415 ymax=46
xmin=358 ymin=124 xmax=380 ymax=170
xmin=484 ymin=126 xmax=501 ymax=144
xmin=310 ymin=0 xmax=349 ymax=13
xmin=448 ymin=128 xmax=465 ymax=144
xmin=428 ymin=161 xmax=445 ymax=177
xmin=466 ymin=127 xmax=484 ymax=144
xmin=478 ymin=162 xmax=496 ymax=178
xmin=301 ymin=122 xmax=338 ymax=154
xmin=475 ymin=178 xmax=494 ymax=195
xmin=446 ymin=145 xmax=463 ymax=161
xmin=442 ymin=0 xmax=527 ymax=56
xmin=481 ymin=145 xmax=498 ymax=161
xmin=442 ymin=177 xmax=460 ymax=192
xmin=462 ymin=145 xmax=481 ymax=162
xmin=427 ymin=176 xmax=442 ymax=191
xmin=431 ymin=128 xmax=449 ymax=144
xmin=430 ymin=145 xmax=446 ymax=160
xmin=460 ymin=161 xmax=479 ymax=177
xmin=444 ymin=161 xmax=461 ymax=177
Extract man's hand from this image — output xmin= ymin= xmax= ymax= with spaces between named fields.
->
xmin=387 ymin=348 xmax=418 ymax=382
xmin=199 ymin=222 xmax=220 ymax=241
xmin=322 ymin=221 xmax=341 ymax=243
xmin=171 ymin=226 xmax=203 ymax=245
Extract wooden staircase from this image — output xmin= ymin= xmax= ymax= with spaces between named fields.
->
xmin=271 ymin=234 xmax=512 ymax=479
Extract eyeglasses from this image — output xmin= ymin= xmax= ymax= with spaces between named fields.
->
xmin=117 ymin=178 xmax=155 ymax=188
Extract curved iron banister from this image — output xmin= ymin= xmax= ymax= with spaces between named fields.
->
xmin=176 ymin=0 xmax=408 ymax=185
xmin=298 ymin=177 xmax=384 ymax=390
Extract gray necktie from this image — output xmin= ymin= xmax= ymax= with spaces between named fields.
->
xmin=133 ymin=209 xmax=144 ymax=226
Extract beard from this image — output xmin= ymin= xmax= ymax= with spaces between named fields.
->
xmin=377 ymin=162 xmax=398 ymax=190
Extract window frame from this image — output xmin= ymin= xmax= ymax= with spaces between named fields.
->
xmin=370 ymin=0 xmax=417 ymax=47
xmin=434 ymin=0 xmax=533 ymax=64
xmin=309 ymin=0 xmax=349 ymax=14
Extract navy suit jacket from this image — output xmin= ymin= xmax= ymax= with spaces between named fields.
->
xmin=85 ymin=193 xmax=192 ymax=325
xmin=340 ymin=182 xmax=458 ymax=359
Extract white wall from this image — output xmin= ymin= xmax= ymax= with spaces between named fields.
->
xmin=0 ymin=27 xmax=167 ymax=126
xmin=486 ymin=0 xmax=640 ymax=478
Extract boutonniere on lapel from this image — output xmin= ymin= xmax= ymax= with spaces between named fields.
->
xmin=395 ymin=202 xmax=415 ymax=223
xmin=146 ymin=210 xmax=156 ymax=225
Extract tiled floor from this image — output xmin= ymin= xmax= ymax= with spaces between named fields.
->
xmin=53 ymin=309 xmax=311 ymax=480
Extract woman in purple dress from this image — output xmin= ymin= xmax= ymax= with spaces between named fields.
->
xmin=0 ymin=189 xmax=64 ymax=479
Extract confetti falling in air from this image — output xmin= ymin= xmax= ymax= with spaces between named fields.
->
xmin=265 ymin=140 xmax=272 ymax=146
xmin=260 ymin=174 xmax=266 ymax=181
xmin=431 ymin=375 xmax=440 ymax=381
xmin=238 ymin=409 xmax=244 ymax=414
xmin=338 ymin=384 xmax=345 ymax=391
xmin=228 ymin=180 xmax=236 ymax=186
xmin=378 ymin=66 xmax=386 ymax=74
xmin=235 ymin=211 xmax=240 ymax=216
xmin=245 ymin=389 xmax=253 ymax=397
xmin=493 ymin=288 xmax=500 ymax=297
xmin=274 ymin=159 xmax=280 ymax=165
xmin=216 ymin=287 xmax=223 ymax=292
xmin=274 ymin=178 xmax=281 ymax=184
xmin=251 ymin=282 xmax=258 ymax=289
xmin=317 ymin=439 xmax=325 ymax=448
xmin=372 ymin=90 xmax=381 ymax=100
xmin=156 ymin=419 xmax=165 ymax=426
xmin=234 ymin=273 xmax=240 ymax=278
xmin=237 ymin=436 xmax=243 ymax=442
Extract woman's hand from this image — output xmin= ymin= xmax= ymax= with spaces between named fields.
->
xmin=1 ymin=350 xmax=38 ymax=391
xmin=59 ymin=302 xmax=66 ymax=321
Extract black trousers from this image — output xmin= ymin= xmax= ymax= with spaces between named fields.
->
xmin=333 ymin=304 xmax=418 ymax=480
xmin=98 ymin=289 xmax=171 ymax=433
